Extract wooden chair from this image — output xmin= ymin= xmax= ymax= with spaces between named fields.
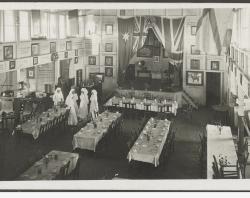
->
xmin=57 ymin=161 xmax=71 ymax=180
xmin=212 ymin=155 xmax=221 ymax=179
xmin=220 ymin=161 xmax=240 ymax=179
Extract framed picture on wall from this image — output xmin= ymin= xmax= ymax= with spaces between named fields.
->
xmin=190 ymin=59 xmax=200 ymax=70
xmin=64 ymin=52 xmax=68 ymax=58
xmin=50 ymin=42 xmax=56 ymax=53
xmin=153 ymin=56 xmax=160 ymax=63
xmin=33 ymin=57 xmax=38 ymax=65
xmin=75 ymin=49 xmax=78 ymax=56
xmin=88 ymin=56 xmax=96 ymax=65
xmin=186 ymin=71 xmax=204 ymax=86
xmin=27 ymin=67 xmax=35 ymax=79
xmin=191 ymin=45 xmax=200 ymax=55
xmin=74 ymin=57 xmax=78 ymax=64
xmin=105 ymin=24 xmax=113 ymax=35
xmin=3 ymin=45 xmax=13 ymax=60
xmin=105 ymin=43 xmax=113 ymax=52
xmin=211 ymin=61 xmax=220 ymax=70
xmin=31 ymin=43 xmax=40 ymax=56
xmin=66 ymin=41 xmax=72 ymax=51
xmin=191 ymin=26 xmax=197 ymax=35
xmin=105 ymin=67 xmax=113 ymax=77
xmin=137 ymin=46 xmax=153 ymax=57
xmin=105 ymin=56 xmax=113 ymax=66
xmin=9 ymin=60 xmax=15 ymax=70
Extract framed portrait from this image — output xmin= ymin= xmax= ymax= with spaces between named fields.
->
xmin=186 ymin=71 xmax=204 ymax=86
xmin=211 ymin=61 xmax=220 ymax=70
xmin=9 ymin=60 xmax=15 ymax=70
xmin=64 ymin=52 xmax=68 ymax=58
xmin=88 ymin=56 xmax=96 ymax=65
xmin=50 ymin=42 xmax=56 ymax=53
xmin=3 ymin=45 xmax=13 ymax=60
xmin=153 ymin=56 xmax=160 ymax=63
xmin=105 ymin=24 xmax=113 ymax=35
xmin=190 ymin=59 xmax=200 ymax=70
xmin=105 ymin=43 xmax=113 ymax=52
xmin=191 ymin=26 xmax=197 ymax=35
xmin=191 ymin=45 xmax=200 ymax=55
xmin=74 ymin=57 xmax=78 ymax=64
xmin=66 ymin=41 xmax=72 ymax=51
xmin=105 ymin=56 xmax=113 ymax=66
xmin=105 ymin=67 xmax=113 ymax=77
xmin=75 ymin=49 xmax=78 ymax=56
xmin=31 ymin=43 xmax=40 ymax=56
xmin=27 ymin=67 xmax=35 ymax=79
xmin=137 ymin=45 xmax=153 ymax=57
xmin=33 ymin=57 xmax=38 ymax=65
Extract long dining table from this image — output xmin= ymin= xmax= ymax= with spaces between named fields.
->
xmin=17 ymin=150 xmax=79 ymax=180
xmin=72 ymin=111 xmax=121 ymax=152
xmin=127 ymin=118 xmax=172 ymax=167
xmin=105 ymin=96 xmax=178 ymax=115
xmin=20 ymin=107 xmax=69 ymax=139
xmin=206 ymin=124 xmax=241 ymax=179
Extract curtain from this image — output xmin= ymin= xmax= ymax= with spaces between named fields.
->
xmin=118 ymin=17 xmax=134 ymax=86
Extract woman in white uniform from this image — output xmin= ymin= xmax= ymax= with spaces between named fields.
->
xmin=90 ymin=89 xmax=99 ymax=120
xmin=73 ymin=92 xmax=79 ymax=116
xmin=52 ymin=87 xmax=64 ymax=106
xmin=65 ymin=89 xmax=78 ymax=126
xmin=78 ymin=88 xmax=89 ymax=120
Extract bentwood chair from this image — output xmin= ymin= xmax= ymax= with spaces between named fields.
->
xmin=220 ymin=161 xmax=240 ymax=179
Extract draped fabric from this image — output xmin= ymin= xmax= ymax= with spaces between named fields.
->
xmin=196 ymin=8 xmax=233 ymax=55
xmin=118 ymin=18 xmax=134 ymax=86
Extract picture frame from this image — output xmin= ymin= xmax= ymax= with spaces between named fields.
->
xmin=64 ymin=52 xmax=68 ymax=58
xmin=105 ymin=67 xmax=113 ymax=77
xmin=31 ymin=43 xmax=40 ymax=56
xmin=105 ymin=24 xmax=113 ymax=35
xmin=75 ymin=49 xmax=78 ymax=56
xmin=88 ymin=56 xmax=96 ymax=65
xmin=191 ymin=26 xmax=197 ymax=35
xmin=9 ymin=60 xmax=15 ymax=70
xmin=105 ymin=56 xmax=113 ymax=66
xmin=137 ymin=45 xmax=153 ymax=57
xmin=3 ymin=45 xmax=13 ymax=60
xmin=33 ymin=57 xmax=38 ymax=65
xmin=186 ymin=71 xmax=204 ymax=86
xmin=153 ymin=56 xmax=160 ymax=63
xmin=66 ymin=41 xmax=72 ymax=51
xmin=50 ymin=42 xmax=56 ymax=53
xmin=105 ymin=43 xmax=113 ymax=52
xmin=74 ymin=57 xmax=78 ymax=64
xmin=211 ymin=61 xmax=220 ymax=70
xmin=27 ymin=67 xmax=35 ymax=79
xmin=190 ymin=59 xmax=200 ymax=70
xmin=191 ymin=45 xmax=199 ymax=55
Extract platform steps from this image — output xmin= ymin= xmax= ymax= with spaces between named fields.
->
xmin=182 ymin=90 xmax=199 ymax=110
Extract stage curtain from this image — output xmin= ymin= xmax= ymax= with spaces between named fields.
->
xmin=118 ymin=18 xmax=134 ymax=86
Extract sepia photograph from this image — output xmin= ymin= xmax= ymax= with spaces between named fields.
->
xmin=0 ymin=2 xmax=250 ymax=192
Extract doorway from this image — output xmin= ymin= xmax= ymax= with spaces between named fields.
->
xmin=206 ymin=72 xmax=221 ymax=106
xmin=60 ymin=59 xmax=71 ymax=80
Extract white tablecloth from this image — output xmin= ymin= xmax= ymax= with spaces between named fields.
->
xmin=72 ymin=111 xmax=121 ymax=152
xmin=206 ymin=124 xmax=241 ymax=179
xmin=17 ymin=150 xmax=79 ymax=180
xmin=127 ymin=118 xmax=171 ymax=167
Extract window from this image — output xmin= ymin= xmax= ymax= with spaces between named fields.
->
xmin=31 ymin=10 xmax=41 ymax=37
xmin=41 ymin=11 xmax=48 ymax=37
xmin=0 ymin=11 xmax=3 ymax=42
xmin=4 ymin=10 xmax=16 ymax=42
xmin=19 ymin=11 xmax=30 ymax=41
xmin=59 ymin=14 xmax=66 ymax=39
xmin=49 ymin=13 xmax=57 ymax=39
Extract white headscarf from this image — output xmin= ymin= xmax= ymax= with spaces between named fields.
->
xmin=65 ymin=89 xmax=75 ymax=106
xmin=53 ymin=87 xmax=64 ymax=104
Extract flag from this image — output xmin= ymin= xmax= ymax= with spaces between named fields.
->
xmin=196 ymin=8 xmax=233 ymax=55
xmin=163 ymin=17 xmax=185 ymax=64
xmin=118 ymin=17 xmax=134 ymax=85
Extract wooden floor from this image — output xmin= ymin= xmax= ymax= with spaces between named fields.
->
xmin=0 ymin=106 xmax=221 ymax=180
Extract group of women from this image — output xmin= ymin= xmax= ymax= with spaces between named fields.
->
xmin=52 ymin=87 xmax=99 ymax=126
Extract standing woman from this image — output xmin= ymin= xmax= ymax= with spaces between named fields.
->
xmin=65 ymin=89 xmax=78 ymax=126
xmin=53 ymin=87 xmax=64 ymax=106
xmin=90 ymin=89 xmax=99 ymax=120
xmin=78 ymin=88 xmax=89 ymax=120
xmin=73 ymin=91 xmax=79 ymax=117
